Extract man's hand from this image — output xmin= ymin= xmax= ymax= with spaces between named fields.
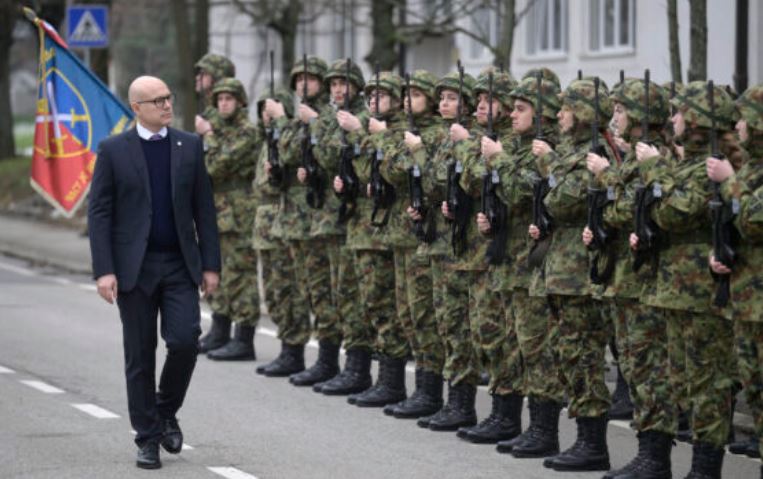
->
xmin=337 ymin=110 xmax=362 ymax=132
xmin=635 ymin=142 xmax=660 ymax=162
xmin=265 ymin=99 xmax=285 ymax=119
xmin=297 ymin=167 xmax=308 ymax=184
xmin=264 ymin=160 xmax=272 ymax=174
xmin=586 ymin=152 xmax=610 ymax=175
xmin=407 ymin=205 xmax=422 ymax=221
xmin=706 ymin=157 xmax=734 ymax=183
xmin=299 ymin=104 xmax=318 ymax=124
xmin=404 ymin=132 xmax=422 ymax=152
xmin=529 ymin=224 xmax=540 ymax=240
xmin=582 ymin=226 xmax=593 ymax=246
xmin=629 ymin=232 xmax=639 ymax=251
xmin=481 ymin=136 xmax=502 ymax=159
xmin=366 ymin=183 xmax=372 ymax=198
xmin=532 ymin=140 xmax=552 ymax=157
xmin=195 ymin=115 xmax=212 ymax=136
xmin=450 ymin=123 xmax=469 ymax=143
xmin=96 ymin=274 xmax=118 ymax=304
xmin=369 ymin=117 xmax=387 ymax=134
xmin=709 ymin=253 xmax=732 ymax=275
xmin=334 ymin=176 xmax=344 ymax=193
xmin=441 ymin=201 xmax=454 ymax=220
xmin=476 ymin=213 xmax=491 ymax=235
xmin=201 ymin=271 xmax=220 ymax=297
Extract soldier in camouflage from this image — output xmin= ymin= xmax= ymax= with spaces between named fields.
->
xmin=200 ymin=78 xmax=259 ymax=361
xmin=194 ymin=53 xmax=236 ymax=137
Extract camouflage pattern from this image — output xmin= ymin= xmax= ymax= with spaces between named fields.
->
xmin=473 ymin=68 xmax=518 ymax=109
xmin=404 ymin=70 xmax=439 ymax=105
xmin=260 ymin=247 xmax=311 ymax=346
xmin=734 ymin=321 xmax=763 ymax=458
xmin=558 ymin=79 xmax=612 ymax=124
xmin=195 ymin=53 xmax=236 ymax=81
xmin=610 ymin=78 xmax=669 ymax=132
xmin=510 ymin=76 xmax=562 ymax=121
xmin=212 ymin=77 xmax=248 ymax=107
xmin=435 ymin=70 xmax=477 ymax=110
xmin=324 ymin=58 xmax=366 ymax=90
xmin=289 ymin=55 xmax=329 ymax=90
xmin=203 ymin=99 xmax=259 ymax=327
xmin=337 ymin=246 xmax=371 ymax=351
xmin=735 ymin=84 xmax=763 ymax=132
xmin=295 ymin=237 xmax=342 ymax=344
xmin=363 ymin=71 xmax=404 ymax=102
xmin=671 ymin=81 xmax=737 ymax=130
xmin=521 ymin=67 xmax=561 ymax=88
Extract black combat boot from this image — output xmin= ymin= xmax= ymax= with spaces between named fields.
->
xmin=320 ymin=348 xmax=373 ymax=396
xmin=729 ymin=436 xmax=760 ymax=458
xmin=458 ymin=393 xmax=523 ymax=444
xmin=198 ymin=313 xmax=231 ymax=353
xmin=543 ymin=415 xmax=610 ymax=471
xmin=684 ymin=442 xmax=724 ymax=479
xmin=353 ymin=356 xmax=407 ymax=407
xmin=426 ymin=382 xmax=478 ymax=431
xmin=384 ymin=367 xmax=423 ymax=416
xmin=392 ymin=370 xmax=444 ymax=419
xmin=609 ymin=367 xmax=634 ymax=420
xmin=256 ymin=342 xmax=305 ymax=377
xmin=289 ymin=340 xmax=340 ymax=386
xmin=206 ymin=324 xmax=255 ymax=360
xmin=510 ymin=398 xmax=561 ymax=458
xmin=603 ymin=430 xmax=672 ymax=479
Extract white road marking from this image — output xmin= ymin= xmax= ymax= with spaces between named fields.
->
xmin=78 ymin=283 xmax=97 ymax=291
xmin=0 ymin=365 xmax=15 ymax=374
xmin=208 ymin=467 xmax=259 ymax=479
xmin=49 ymin=277 xmax=72 ymax=286
xmin=0 ymin=261 xmax=36 ymax=276
xmin=71 ymin=403 xmax=120 ymax=419
xmin=20 ymin=379 xmax=65 ymax=394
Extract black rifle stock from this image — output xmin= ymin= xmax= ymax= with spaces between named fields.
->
xmin=302 ymin=54 xmax=324 ymax=209
xmin=267 ymin=50 xmax=284 ymax=188
xmin=446 ymin=61 xmax=471 ymax=255
xmin=405 ymin=73 xmax=430 ymax=242
xmin=336 ymin=58 xmax=360 ymax=224
xmin=370 ymin=63 xmax=395 ymax=227
xmin=481 ymin=71 xmax=507 ymax=264
xmin=528 ymin=71 xmax=553 ymax=267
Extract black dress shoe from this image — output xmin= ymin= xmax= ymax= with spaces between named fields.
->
xmin=136 ymin=441 xmax=161 ymax=469
xmin=160 ymin=418 xmax=183 ymax=454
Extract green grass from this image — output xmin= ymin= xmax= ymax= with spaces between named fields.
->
xmin=0 ymin=156 xmax=33 ymax=208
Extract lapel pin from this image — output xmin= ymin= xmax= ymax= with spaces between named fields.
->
xmin=177 ymin=141 xmax=182 ymax=146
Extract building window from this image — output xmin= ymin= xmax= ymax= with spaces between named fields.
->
xmin=525 ymin=0 xmax=568 ymax=58
xmin=588 ymin=0 xmax=635 ymax=54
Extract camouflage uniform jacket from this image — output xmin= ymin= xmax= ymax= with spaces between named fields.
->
xmin=309 ymin=94 xmax=369 ymax=237
xmin=638 ymin=138 xmax=726 ymax=315
xmin=720 ymin=135 xmax=763 ymax=322
xmin=274 ymin=94 xmax=329 ymax=242
xmin=204 ymin=108 xmax=258 ymax=236
xmin=252 ymin=122 xmax=283 ymax=251
xmin=541 ymin=129 xmax=614 ymax=296
xmin=378 ymin=113 xmax=444 ymax=249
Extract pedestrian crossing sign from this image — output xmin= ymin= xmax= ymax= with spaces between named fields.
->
xmin=66 ymin=5 xmax=108 ymax=48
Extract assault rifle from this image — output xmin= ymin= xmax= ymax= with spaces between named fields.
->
xmin=336 ymin=58 xmax=360 ymax=224
xmin=302 ymin=54 xmax=324 ymax=209
xmin=267 ymin=50 xmax=284 ymax=188
xmin=406 ymin=73 xmax=431 ymax=242
xmin=370 ymin=63 xmax=395 ymax=227
xmin=528 ymin=71 xmax=554 ymax=268
xmin=446 ymin=61 xmax=472 ymax=255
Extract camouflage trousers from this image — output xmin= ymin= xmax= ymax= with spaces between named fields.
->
xmin=512 ymin=288 xmax=564 ymax=403
xmin=357 ymin=249 xmax=409 ymax=359
xmin=393 ymin=247 xmax=442 ymax=374
xmin=260 ymin=243 xmax=311 ymax=346
xmin=666 ymin=309 xmax=736 ymax=448
xmin=550 ymin=294 xmax=611 ymax=418
xmin=293 ymin=237 xmax=342 ymax=345
xmin=472 ymin=266 xmax=523 ymax=396
xmin=735 ymin=320 xmax=763 ymax=458
xmin=337 ymin=247 xmax=371 ymax=351
xmin=207 ymin=233 xmax=259 ymax=326
xmin=431 ymin=259 xmax=480 ymax=387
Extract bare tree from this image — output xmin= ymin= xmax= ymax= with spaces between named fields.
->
xmin=171 ymin=0 xmax=196 ymax=131
xmin=196 ymin=0 xmax=210 ymax=62
xmin=0 ymin=0 xmax=17 ymax=159
xmin=667 ymin=0 xmax=682 ymax=83
xmin=687 ymin=0 xmax=707 ymax=82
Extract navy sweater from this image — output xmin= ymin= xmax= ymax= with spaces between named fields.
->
xmin=140 ymin=136 xmax=180 ymax=252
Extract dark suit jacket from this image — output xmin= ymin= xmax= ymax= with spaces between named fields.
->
xmin=88 ymin=127 xmax=221 ymax=292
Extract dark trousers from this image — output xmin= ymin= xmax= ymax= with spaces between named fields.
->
xmin=117 ymin=251 xmax=201 ymax=446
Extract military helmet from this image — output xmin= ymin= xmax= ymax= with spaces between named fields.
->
xmin=435 ymin=70 xmax=477 ymax=110
xmin=510 ymin=76 xmax=561 ymax=120
xmin=473 ymin=67 xmax=518 ymax=109
xmin=736 ymin=84 xmax=763 ymax=132
xmin=404 ymin=70 xmax=439 ymax=104
xmin=212 ymin=78 xmax=248 ymax=107
xmin=256 ymin=87 xmax=295 ymax=120
xmin=195 ymin=53 xmax=235 ymax=82
xmin=610 ymin=78 xmax=669 ymax=126
xmin=522 ymin=68 xmax=561 ymax=89
xmin=289 ymin=55 xmax=329 ymax=90
xmin=324 ymin=58 xmax=365 ymax=90
xmin=559 ymin=79 xmax=612 ymax=124
xmin=672 ymin=81 xmax=736 ymax=129
xmin=363 ymin=71 xmax=403 ymax=102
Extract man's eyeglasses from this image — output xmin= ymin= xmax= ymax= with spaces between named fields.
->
xmin=136 ymin=93 xmax=175 ymax=108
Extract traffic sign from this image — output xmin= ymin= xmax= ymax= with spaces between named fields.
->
xmin=67 ymin=5 xmax=109 ymax=48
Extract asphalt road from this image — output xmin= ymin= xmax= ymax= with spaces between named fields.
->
xmin=0 ymin=256 xmax=759 ymax=479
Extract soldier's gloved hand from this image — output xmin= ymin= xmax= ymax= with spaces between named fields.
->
xmin=706 ymin=157 xmax=734 ymax=183
xmin=297 ymin=167 xmax=308 ymax=184
xmin=586 ymin=152 xmax=610 ymax=175
xmin=265 ymin=99 xmax=285 ymax=119
xmin=369 ymin=117 xmax=387 ymax=134
xmin=476 ymin=213 xmax=491 ymax=235
xmin=481 ymin=136 xmax=502 ymax=159
xmin=195 ymin=115 xmax=212 ymax=135
xmin=404 ymin=132 xmax=422 ymax=152
xmin=529 ymin=224 xmax=541 ymax=240
xmin=441 ymin=201 xmax=454 ymax=220
xmin=629 ymin=232 xmax=639 ymax=251
xmin=334 ymin=176 xmax=344 ymax=193
xmin=532 ymin=139 xmax=552 ymax=157
xmin=299 ymin=104 xmax=318 ymax=124
xmin=337 ymin=110 xmax=362 ymax=132
xmin=635 ymin=142 xmax=660 ymax=162
xmin=406 ymin=206 xmax=422 ymax=221
xmin=582 ymin=226 xmax=594 ymax=246
xmin=709 ymin=253 xmax=732 ymax=274
xmin=450 ymin=123 xmax=469 ymax=142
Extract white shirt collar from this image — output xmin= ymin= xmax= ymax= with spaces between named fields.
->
xmin=136 ymin=122 xmax=168 ymax=140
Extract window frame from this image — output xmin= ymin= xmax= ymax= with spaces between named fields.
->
xmin=521 ymin=0 xmax=569 ymax=62
xmin=584 ymin=0 xmax=636 ymax=58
